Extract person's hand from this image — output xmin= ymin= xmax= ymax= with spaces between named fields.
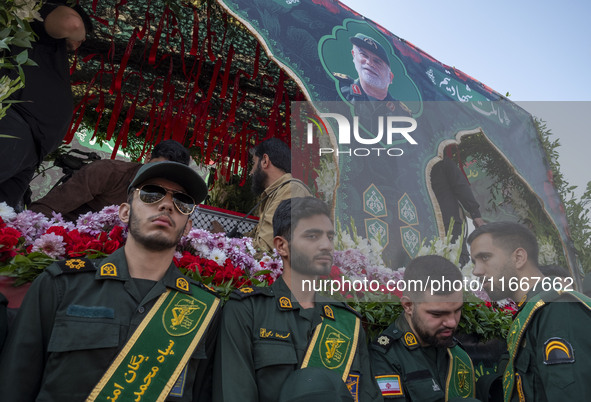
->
xmin=210 ymin=220 xmax=225 ymax=233
xmin=473 ymin=217 xmax=486 ymax=228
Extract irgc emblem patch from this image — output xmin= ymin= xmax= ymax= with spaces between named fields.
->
xmin=163 ymin=293 xmax=206 ymax=336
xmin=279 ymin=297 xmax=293 ymax=309
xmin=100 ymin=263 xmax=117 ymax=277
xmin=323 ymin=305 xmax=335 ymax=320
xmin=403 ymin=332 xmax=418 ymax=347
xmin=319 ymin=325 xmax=351 ymax=369
xmin=176 ymin=277 xmax=190 ymax=292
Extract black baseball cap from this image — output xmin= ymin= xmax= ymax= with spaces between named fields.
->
xmin=128 ymin=161 xmax=208 ymax=204
xmin=350 ymin=33 xmax=390 ymax=65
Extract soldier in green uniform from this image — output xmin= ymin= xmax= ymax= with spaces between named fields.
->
xmin=468 ymin=222 xmax=591 ymax=401
xmin=0 ymin=161 xmax=221 ymax=401
xmin=213 ymin=197 xmax=382 ymax=402
xmin=370 ymin=255 xmax=480 ymax=401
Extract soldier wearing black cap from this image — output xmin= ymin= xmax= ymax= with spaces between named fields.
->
xmin=0 ymin=162 xmax=221 ymax=401
xmin=335 ymin=33 xmax=410 ymax=117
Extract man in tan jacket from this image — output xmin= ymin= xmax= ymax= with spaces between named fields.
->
xmin=212 ymin=138 xmax=310 ymax=254
xmin=246 ymin=139 xmax=311 ymax=253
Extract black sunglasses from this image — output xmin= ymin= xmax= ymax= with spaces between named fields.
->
xmin=135 ymin=184 xmax=196 ymax=215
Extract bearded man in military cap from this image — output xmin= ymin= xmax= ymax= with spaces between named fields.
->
xmin=335 ymin=33 xmax=410 ymax=116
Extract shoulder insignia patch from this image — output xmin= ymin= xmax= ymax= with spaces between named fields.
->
xmin=323 ymin=305 xmax=335 ymax=320
xmin=377 ymin=335 xmax=391 ymax=346
xmin=99 ymin=263 xmax=118 ymax=278
xmin=201 ymin=283 xmax=216 ymax=293
xmin=229 ymin=286 xmax=272 ymax=300
xmin=175 ymin=277 xmax=190 ymax=292
xmin=278 ymin=296 xmax=293 ymax=310
xmin=375 ymin=374 xmax=403 ymax=397
xmin=351 ymin=83 xmax=362 ymax=95
xmin=403 ymin=332 xmax=418 ymax=348
xmin=544 ymin=337 xmax=575 ymax=364
xmin=371 ymin=334 xmax=395 ymax=353
xmin=56 ymin=258 xmax=95 ymax=274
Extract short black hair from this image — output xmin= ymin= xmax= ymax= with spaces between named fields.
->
xmin=273 ymin=197 xmax=331 ymax=241
xmin=403 ymin=255 xmax=463 ymax=300
xmin=250 ymin=138 xmax=291 ymax=173
xmin=467 ymin=221 xmax=539 ymax=265
xmin=151 ymin=140 xmax=190 ymax=165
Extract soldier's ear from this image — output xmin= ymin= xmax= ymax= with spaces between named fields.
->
xmin=119 ymin=203 xmax=130 ymax=224
xmin=274 ymin=236 xmax=289 ymax=258
xmin=401 ymin=296 xmax=413 ymax=315
xmin=513 ymin=247 xmax=528 ymax=270
xmin=389 ymin=71 xmax=394 ymax=84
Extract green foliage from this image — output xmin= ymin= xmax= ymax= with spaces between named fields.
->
xmin=459 ymin=132 xmax=568 ymax=268
xmin=536 ymin=118 xmax=591 ymax=272
xmin=352 ymin=300 xmax=403 ymax=341
xmin=0 ymin=252 xmax=56 ymax=286
xmin=353 ymin=297 xmax=512 ymax=343
xmin=0 ymin=251 xmax=109 ymax=286
xmin=460 ymin=293 xmax=513 ymax=340
xmin=0 ymin=0 xmax=41 ymax=119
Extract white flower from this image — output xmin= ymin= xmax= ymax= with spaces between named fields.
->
xmin=0 ymin=202 xmax=17 ymax=221
xmin=208 ymin=249 xmax=227 ymax=264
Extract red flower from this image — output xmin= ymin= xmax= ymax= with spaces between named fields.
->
xmin=109 ymin=225 xmax=125 ymax=243
xmin=103 ymin=240 xmax=121 ymax=254
xmin=0 ymin=227 xmax=22 ymax=252
xmin=47 ymin=226 xmax=73 ymax=244
xmin=0 ymin=226 xmax=22 ymax=262
xmin=329 ymin=265 xmax=342 ymax=280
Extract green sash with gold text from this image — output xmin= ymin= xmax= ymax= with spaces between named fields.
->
xmin=446 ymin=346 xmax=476 ymax=399
xmin=87 ymin=286 xmax=220 ymax=402
xmin=301 ymin=305 xmax=360 ymax=381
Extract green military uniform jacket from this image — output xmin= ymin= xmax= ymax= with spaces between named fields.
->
xmin=481 ymin=288 xmax=591 ymax=402
xmin=0 ymin=248 xmax=219 ymax=401
xmin=334 ymin=73 xmax=411 ymax=115
xmin=248 ymin=173 xmax=311 ymax=254
xmin=212 ymin=276 xmax=382 ymax=402
xmin=370 ymin=315 xmax=478 ymax=401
